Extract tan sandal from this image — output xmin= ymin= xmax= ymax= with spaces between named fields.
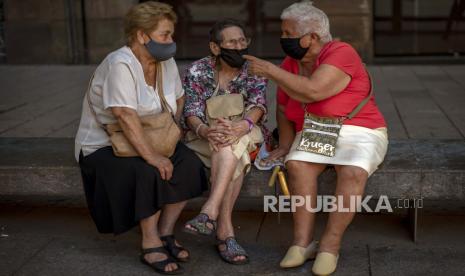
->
xmin=311 ymin=252 xmax=339 ymax=275
xmin=280 ymin=240 xmax=318 ymax=268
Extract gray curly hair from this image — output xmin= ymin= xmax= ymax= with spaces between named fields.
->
xmin=280 ymin=0 xmax=332 ymax=43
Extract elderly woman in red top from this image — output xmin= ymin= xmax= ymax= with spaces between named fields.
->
xmin=244 ymin=2 xmax=388 ymax=275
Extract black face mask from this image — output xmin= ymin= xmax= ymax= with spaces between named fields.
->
xmin=219 ymin=47 xmax=249 ymax=68
xmin=280 ymin=37 xmax=309 ymax=60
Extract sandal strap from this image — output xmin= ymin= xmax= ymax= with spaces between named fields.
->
xmin=161 ymin=235 xmax=188 ymax=257
xmin=141 ymin=246 xmax=180 ymax=272
xmin=186 ymin=213 xmax=217 ymax=235
xmin=160 ymin=234 xmax=175 ymax=242
xmin=218 ymin=237 xmax=249 ymax=259
xmin=150 ymin=257 xmax=177 ymax=271
xmin=160 ymin=235 xmax=176 ymax=244
xmin=199 ymin=213 xmax=218 ymax=228
xmin=141 ymin=246 xmax=169 ymax=256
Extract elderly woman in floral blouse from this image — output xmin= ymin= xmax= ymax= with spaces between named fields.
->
xmin=181 ymin=19 xmax=268 ymax=264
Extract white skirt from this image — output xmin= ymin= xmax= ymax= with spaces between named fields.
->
xmin=285 ymin=125 xmax=389 ymax=176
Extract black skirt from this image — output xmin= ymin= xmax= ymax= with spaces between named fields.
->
xmin=79 ymin=142 xmax=208 ymax=235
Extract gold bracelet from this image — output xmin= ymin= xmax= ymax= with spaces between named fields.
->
xmin=195 ymin=123 xmax=206 ymax=137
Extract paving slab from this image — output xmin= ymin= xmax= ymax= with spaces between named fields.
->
xmin=380 ymin=66 xmax=425 ymax=92
xmin=442 ymin=65 xmax=465 ymax=88
xmin=0 ymin=66 xmax=93 ymax=115
xmin=368 ymin=67 xmax=408 ymax=139
xmin=1 ymin=206 xmax=464 ymax=276
xmin=1 ymin=64 xmax=465 ymax=139
xmin=12 ymin=236 xmax=149 ymax=276
xmin=2 ymin=96 xmax=84 ymax=137
xmin=389 ymin=89 xmax=462 ymax=139
xmin=417 ymin=69 xmax=465 ymax=138
xmin=369 ymin=245 xmax=465 ymax=276
xmin=0 ymin=235 xmax=54 ymax=275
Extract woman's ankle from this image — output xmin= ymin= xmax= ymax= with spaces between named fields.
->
xmin=158 ymin=228 xmax=174 ymax=237
xmin=141 ymin=236 xmax=162 ymax=248
xmin=200 ymin=206 xmax=218 ymax=220
xmin=216 ymin=228 xmax=234 ymax=240
xmin=292 ymin=236 xmax=314 ymax=248
xmin=318 ymin=238 xmax=341 ymax=255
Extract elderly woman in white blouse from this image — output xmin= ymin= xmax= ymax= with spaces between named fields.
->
xmin=75 ymin=2 xmax=207 ymax=274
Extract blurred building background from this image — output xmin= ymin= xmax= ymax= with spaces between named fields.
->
xmin=1 ymin=0 xmax=464 ymax=64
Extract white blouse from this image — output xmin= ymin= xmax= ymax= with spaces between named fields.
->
xmin=74 ymin=46 xmax=184 ymax=161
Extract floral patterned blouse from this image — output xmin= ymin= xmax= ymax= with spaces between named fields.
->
xmin=182 ymin=55 xmax=270 ymax=142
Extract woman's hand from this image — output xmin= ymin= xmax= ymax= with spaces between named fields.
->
xmin=197 ymin=124 xmax=221 ymax=152
xmin=147 ymin=155 xmax=173 ymax=180
xmin=111 ymin=107 xmax=175 ymax=178
xmin=262 ymin=147 xmax=289 ymax=166
xmin=242 ymin=55 xmax=275 ymax=78
xmin=206 ymin=124 xmax=229 ymax=151
xmin=210 ymin=118 xmax=249 ymax=148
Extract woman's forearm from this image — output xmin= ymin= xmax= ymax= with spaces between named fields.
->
xmin=186 ymin=116 xmax=204 ymax=130
xmin=111 ymin=107 xmax=159 ymax=163
xmin=175 ymin=96 xmax=185 ymax=123
xmin=268 ymin=65 xmax=318 ymax=103
xmin=186 ymin=116 xmax=208 ymax=138
xmin=244 ymin=106 xmax=264 ymax=124
xmin=245 ymin=55 xmax=349 ymax=103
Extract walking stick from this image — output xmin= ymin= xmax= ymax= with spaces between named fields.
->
xmin=268 ymin=166 xmax=290 ymax=224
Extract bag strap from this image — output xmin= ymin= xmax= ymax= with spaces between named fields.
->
xmin=299 ymin=63 xmax=374 ymax=120
xmin=212 ymin=64 xmax=224 ymax=98
xmin=211 ymin=58 xmax=246 ymax=98
xmin=212 ymin=79 xmax=221 ymax=97
xmin=346 ymin=68 xmax=373 ymax=120
xmin=155 ymin=62 xmax=175 ymax=115
xmin=212 ymin=58 xmax=223 ymax=98
xmin=86 ymin=62 xmax=174 ymax=132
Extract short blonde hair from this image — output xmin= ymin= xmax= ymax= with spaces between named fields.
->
xmin=124 ymin=1 xmax=177 ymax=44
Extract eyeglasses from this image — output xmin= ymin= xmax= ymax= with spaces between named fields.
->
xmin=221 ymin=37 xmax=251 ymax=48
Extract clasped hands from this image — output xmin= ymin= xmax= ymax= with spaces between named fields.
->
xmin=199 ymin=118 xmax=249 ymax=151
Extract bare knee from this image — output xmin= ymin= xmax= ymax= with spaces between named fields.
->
xmin=286 ymin=160 xmax=306 ymax=173
xmin=286 ymin=161 xmax=325 ymax=178
xmin=216 ymin=145 xmax=233 ymax=154
xmin=285 ymin=161 xmax=326 ymax=192
xmin=211 ymin=145 xmax=235 ymax=160
xmin=336 ymin=166 xmax=368 ymax=185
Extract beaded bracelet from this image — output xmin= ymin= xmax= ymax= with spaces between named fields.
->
xmin=244 ymin=117 xmax=254 ymax=133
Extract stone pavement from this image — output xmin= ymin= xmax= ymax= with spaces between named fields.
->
xmin=1 ymin=203 xmax=465 ymax=276
xmin=1 ymin=64 xmax=465 ymax=139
